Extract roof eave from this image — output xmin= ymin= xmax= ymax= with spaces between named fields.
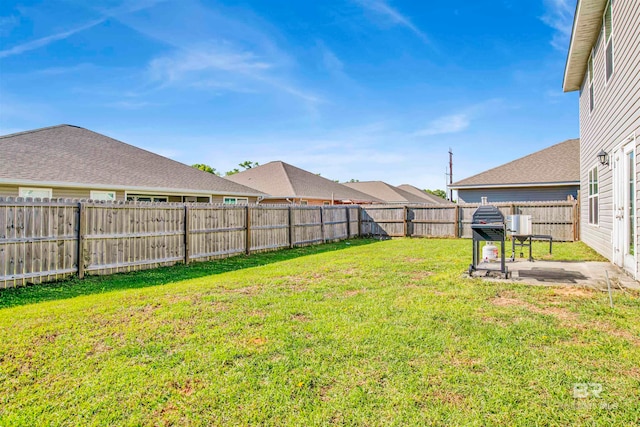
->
xmin=0 ymin=178 xmax=266 ymax=197
xmin=449 ymin=181 xmax=580 ymax=190
xmin=563 ymin=0 xmax=607 ymax=92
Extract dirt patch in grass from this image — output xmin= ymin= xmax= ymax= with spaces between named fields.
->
xmin=344 ymin=289 xmax=366 ymax=297
xmin=291 ymin=313 xmax=310 ymax=322
xmin=228 ymin=285 xmax=262 ymax=295
xmin=410 ymin=272 xmax=433 ymax=281
xmin=549 ymin=287 xmax=596 ymax=298
xmin=491 ymin=291 xmax=640 ymax=345
xmin=249 ymin=337 xmax=268 ymax=346
xmin=491 ymin=292 xmax=578 ymax=321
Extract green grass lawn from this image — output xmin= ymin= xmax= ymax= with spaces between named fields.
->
xmin=1 ymin=238 xmax=638 ymax=426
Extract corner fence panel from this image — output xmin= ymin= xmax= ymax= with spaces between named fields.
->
xmin=0 ymin=198 xmax=79 ymax=288
xmin=0 ymin=198 xmax=578 ymax=287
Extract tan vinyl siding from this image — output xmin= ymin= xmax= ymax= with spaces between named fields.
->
xmin=0 ymin=184 xmax=126 ymax=201
xmin=579 ymin=0 xmax=640 ymax=269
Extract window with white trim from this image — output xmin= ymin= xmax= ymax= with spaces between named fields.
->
xmin=223 ymin=197 xmax=248 ymax=205
xmin=90 ymin=190 xmax=116 ymax=201
xmin=126 ymin=194 xmax=168 ymax=202
xmin=19 ymin=187 xmax=52 ymax=199
xmin=588 ymin=166 xmax=599 ymax=225
xmin=604 ymin=0 xmax=614 ymax=82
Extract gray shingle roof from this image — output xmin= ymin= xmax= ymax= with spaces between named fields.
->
xmin=450 ymin=139 xmax=580 ymax=188
xmin=224 ymin=161 xmax=380 ymax=202
xmin=396 ymin=184 xmax=453 ymax=205
xmin=0 ymin=125 xmax=264 ymax=196
xmin=344 ymin=181 xmax=446 ymax=204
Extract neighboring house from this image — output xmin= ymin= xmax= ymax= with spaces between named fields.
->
xmin=0 ymin=125 xmax=265 ymax=203
xmin=563 ymin=0 xmax=640 ymax=277
xmin=344 ymin=181 xmax=448 ymax=204
xmin=224 ymin=161 xmax=379 ymax=205
xmin=448 ymin=139 xmax=580 ymax=203
xmin=396 ymin=184 xmax=454 ymax=205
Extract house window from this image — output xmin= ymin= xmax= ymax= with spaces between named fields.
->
xmin=90 ymin=191 xmax=116 ymax=201
xmin=300 ymin=200 xmax=308 ymax=206
xmin=126 ymin=194 xmax=168 ymax=202
xmin=588 ymin=53 xmax=595 ymax=112
xmin=588 ymin=166 xmax=599 ymax=225
xmin=604 ymin=0 xmax=614 ymax=82
xmin=323 ymin=201 xmax=331 ymax=206
xmin=223 ymin=197 xmax=248 ymax=205
xmin=19 ymin=187 xmax=52 ymax=199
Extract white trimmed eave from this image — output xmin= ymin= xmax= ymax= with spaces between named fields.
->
xmin=259 ymin=194 xmax=380 ymax=203
xmin=448 ymin=181 xmax=579 ymax=190
xmin=0 ymin=178 xmax=266 ymax=198
xmin=563 ymin=0 xmax=607 ymax=92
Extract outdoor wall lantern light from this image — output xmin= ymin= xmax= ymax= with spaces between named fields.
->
xmin=597 ymin=149 xmax=609 ymax=166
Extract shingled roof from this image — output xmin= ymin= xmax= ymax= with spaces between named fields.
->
xmin=344 ymin=181 xmax=446 ymax=204
xmin=396 ymin=184 xmax=453 ymax=205
xmin=224 ymin=161 xmax=379 ymax=202
xmin=0 ymin=125 xmax=264 ymax=196
xmin=450 ymin=139 xmax=580 ymax=189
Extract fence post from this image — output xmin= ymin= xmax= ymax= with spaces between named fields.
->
xmin=288 ymin=205 xmax=294 ymax=248
xmin=454 ymin=205 xmax=460 ymax=238
xmin=358 ymin=206 xmax=362 ymax=236
xmin=184 ymin=205 xmax=190 ymax=265
xmin=77 ymin=202 xmax=86 ymax=279
xmin=245 ymin=205 xmax=251 ymax=255
xmin=403 ymin=206 xmax=409 ymax=237
xmin=320 ymin=206 xmax=325 ymax=242
xmin=345 ymin=206 xmax=351 ymax=239
xmin=573 ymin=200 xmax=579 ymax=241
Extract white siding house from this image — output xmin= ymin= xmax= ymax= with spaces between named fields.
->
xmin=563 ymin=0 xmax=640 ymax=277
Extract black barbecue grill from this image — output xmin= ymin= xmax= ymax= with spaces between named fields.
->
xmin=469 ymin=205 xmax=510 ymax=278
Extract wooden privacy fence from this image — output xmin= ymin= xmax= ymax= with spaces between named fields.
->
xmin=0 ymin=198 xmax=577 ymax=288
xmin=0 ymin=198 xmax=361 ymax=288
xmin=359 ymin=201 xmax=578 ymax=241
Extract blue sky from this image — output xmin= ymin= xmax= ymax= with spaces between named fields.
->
xmin=0 ymin=0 xmax=578 ymax=190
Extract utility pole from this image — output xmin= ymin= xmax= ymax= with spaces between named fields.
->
xmin=448 ymin=148 xmax=453 ymax=201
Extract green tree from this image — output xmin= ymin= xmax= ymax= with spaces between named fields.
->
xmin=425 ymin=189 xmax=447 ymax=199
xmin=226 ymin=161 xmax=259 ymax=176
xmin=192 ymin=164 xmax=221 ymax=176
xmin=348 ymin=179 xmax=360 ymax=183
xmin=238 ymin=161 xmax=259 ymax=170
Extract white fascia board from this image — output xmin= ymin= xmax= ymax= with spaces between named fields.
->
xmin=0 ymin=178 xmax=265 ymax=198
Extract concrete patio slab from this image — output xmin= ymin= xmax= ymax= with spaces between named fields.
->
xmin=470 ymin=259 xmax=640 ymax=291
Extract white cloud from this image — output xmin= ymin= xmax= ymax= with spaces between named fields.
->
xmin=355 ymin=0 xmax=432 ymax=45
xmin=412 ymin=114 xmax=470 ymax=137
xmin=0 ymin=19 xmax=105 ymax=59
xmin=541 ymin=0 xmax=576 ymax=51
xmin=0 ymin=0 xmax=168 ymax=59
xmin=148 ymin=45 xmax=272 ymax=83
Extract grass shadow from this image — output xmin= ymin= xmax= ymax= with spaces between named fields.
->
xmin=0 ymin=238 xmax=379 ymax=310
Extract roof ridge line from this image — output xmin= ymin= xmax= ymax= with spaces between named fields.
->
xmin=0 ymin=124 xmax=81 ymax=139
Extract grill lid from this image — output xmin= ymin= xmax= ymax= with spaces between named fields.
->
xmin=472 ymin=205 xmax=505 ymax=224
